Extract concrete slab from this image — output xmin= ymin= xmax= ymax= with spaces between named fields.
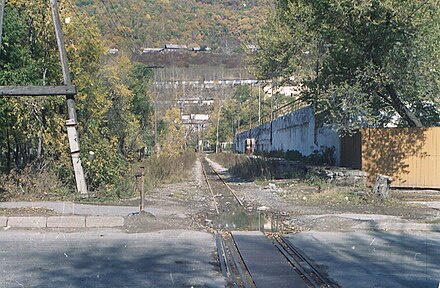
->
xmin=302 ymin=213 xmax=404 ymax=222
xmin=8 ymin=217 xmax=46 ymax=228
xmin=232 ymin=231 xmax=307 ymax=288
xmin=0 ymin=217 xmax=7 ymax=227
xmin=47 ymin=216 xmax=85 ymax=228
xmin=0 ymin=229 xmax=226 ymax=287
xmin=86 ymin=216 xmax=124 ymax=228
xmin=285 ymin=231 xmax=440 ymax=288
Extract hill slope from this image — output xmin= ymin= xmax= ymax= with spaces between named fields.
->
xmin=75 ymin=0 xmax=272 ymax=53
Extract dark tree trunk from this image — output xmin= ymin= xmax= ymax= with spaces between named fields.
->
xmin=6 ymin=127 xmax=11 ymax=173
xmin=384 ymin=84 xmax=423 ymax=127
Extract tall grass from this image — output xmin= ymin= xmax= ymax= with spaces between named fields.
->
xmin=0 ymin=151 xmax=197 ymax=202
xmin=208 ymin=152 xmax=276 ymax=181
xmin=143 ymin=151 xmax=196 ymax=188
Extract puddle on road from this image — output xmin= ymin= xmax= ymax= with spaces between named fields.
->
xmin=212 ymin=210 xmax=282 ymax=232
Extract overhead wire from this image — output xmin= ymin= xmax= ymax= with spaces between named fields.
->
xmin=105 ymin=0 xmax=138 ymax=46
xmin=63 ymin=0 xmax=138 ymax=50
xmin=105 ymin=0 xmax=126 ymax=33
xmin=98 ymin=0 xmax=126 ymax=37
xmin=97 ymin=0 xmax=139 ymax=49
xmin=63 ymin=0 xmax=97 ymax=40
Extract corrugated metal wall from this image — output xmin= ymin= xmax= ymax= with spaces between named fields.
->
xmin=361 ymin=127 xmax=440 ymax=188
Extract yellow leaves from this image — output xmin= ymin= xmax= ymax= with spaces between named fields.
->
xmin=158 ymin=107 xmax=186 ymax=156
xmin=6 ymin=0 xmax=32 ymax=8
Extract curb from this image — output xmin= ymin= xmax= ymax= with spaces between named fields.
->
xmin=2 ymin=216 xmax=125 ymax=229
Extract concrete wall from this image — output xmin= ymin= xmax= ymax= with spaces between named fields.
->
xmin=234 ymin=106 xmax=341 ymax=165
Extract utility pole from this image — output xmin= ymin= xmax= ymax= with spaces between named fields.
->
xmin=50 ymin=0 xmax=87 ymax=195
xmin=258 ymin=82 xmax=261 ymax=125
xmin=215 ymin=104 xmax=222 ymax=153
xmin=0 ymin=0 xmax=5 ymax=48
xmin=270 ymin=79 xmax=274 ymax=122
xmin=0 ymin=1 xmax=87 ymax=195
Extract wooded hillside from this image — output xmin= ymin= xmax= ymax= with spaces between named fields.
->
xmin=75 ymin=0 xmax=272 ymax=53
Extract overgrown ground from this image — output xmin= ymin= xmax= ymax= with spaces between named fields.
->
xmin=1 ymin=152 xmax=438 ymax=233
xmin=207 ymin=152 xmax=439 ymax=227
xmin=0 ymin=151 xmax=197 ymax=203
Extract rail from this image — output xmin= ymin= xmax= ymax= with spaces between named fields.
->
xmin=273 ymin=234 xmax=339 ymax=288
xmin=202 ymin=157 xmax=244 ymax=209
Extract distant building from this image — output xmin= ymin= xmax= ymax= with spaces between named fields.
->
xmin=191 ymin=114 xmax=209 ymax=121
xmin=108 ymin=48 xmax=119 ymax=55
xmin=264 ymin=84 xmax=304 ymax=98
xmin=191 ymin=46 xmax=211 ymax=52
xmin=164 ymin=44 xmax=188 ymax=50
xmin=141 ymin=47 xmax=164 ymax=54
xmin=245 ymin=44 xmax=258 ymax=52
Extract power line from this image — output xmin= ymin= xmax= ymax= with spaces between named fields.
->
xmin=100 ymin=0 xmax=122 ymax=32
xmin=106 ymin=0 xmax=125 ymax=32
xmin=62 ymin=0 xmax=140 ymax=51
xmin=105 ymin=0 xmax=138 ymax=46
xmin=97 ymin=0 xmax=139 ymax=49
xmin=64 ymin=0 xmax=96 ymax=40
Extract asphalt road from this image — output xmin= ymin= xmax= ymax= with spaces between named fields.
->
xmin=286 ymin=230 xmax=440 ymax=288
xmin=0 ymin=229 xmax=225 ymax=288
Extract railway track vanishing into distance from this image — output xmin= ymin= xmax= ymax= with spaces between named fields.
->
xmin=200 ymin=155 xmax=337 ymax=288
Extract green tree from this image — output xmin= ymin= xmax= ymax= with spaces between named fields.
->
xmin=253 ymin=0 xmax=440 ymax=130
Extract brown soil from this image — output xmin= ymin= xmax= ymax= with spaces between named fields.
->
xmin=0 ymin=207 xmax=58 ymax=217
xmin=121 ymin=154 xmax=439 ymax=233
xmin=2 ymin=153 xmax=438 ymax=234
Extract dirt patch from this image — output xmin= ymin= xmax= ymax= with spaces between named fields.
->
xmin=204 ymin=154 xmax=440 ymax=232
xmin=3 ymin=153 xmax=438 ymax=234
xmin=0 ymin=207 xmax=58 ymax=217
xmin=129 ymin=153 xmax=438 ymax=233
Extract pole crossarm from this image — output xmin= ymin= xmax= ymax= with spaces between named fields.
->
xmin=0 ymin=85 xmax=77 ymax=96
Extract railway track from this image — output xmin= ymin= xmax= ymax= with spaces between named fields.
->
xmin=271 ymin=234 xmax=338 ymax=288
xmin=201 ymin=155 xmax=337 ymax=288
xmin=201 ymin=156 xmax=245 ymax=214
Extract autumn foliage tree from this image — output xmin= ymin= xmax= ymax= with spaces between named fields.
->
xmin=0 ymin=1 xmax=156 ymax=198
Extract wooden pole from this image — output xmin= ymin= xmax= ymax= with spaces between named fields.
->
xmin=50 ymin=0 xmax=87 ymax=195
xmin=215 ymin=104 xmax=222 ymax=153
xmin=258 ymin=82 xmax=261 ymax=125
xmin=0 ymin=85 xmax=76 ymax=96
xmin=140 ymin=166 xmax=145 ymax=212
xmin=0 ymin=0 xmax=5 ymax=48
